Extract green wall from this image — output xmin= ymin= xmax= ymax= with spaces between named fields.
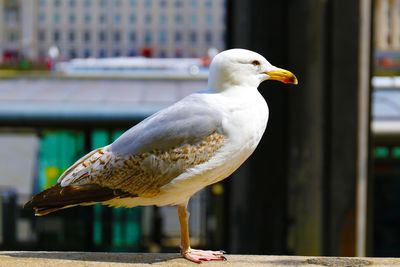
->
xmin=37 ymin=129 xmax=141 ymax=250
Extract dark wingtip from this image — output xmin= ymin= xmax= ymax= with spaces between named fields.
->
xmin=23 ymin=199 xmax=34 ymax=209
xmin=23 ymin=183 xmax=136 ymax=216
xmin=23 ymin=184 xmax=63 ymax=211
xmin=34 ymin=207 xmax=62 ymax=216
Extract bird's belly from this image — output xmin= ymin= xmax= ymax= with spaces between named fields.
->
xmin=154 ymin=152 xmax=249 ymax=206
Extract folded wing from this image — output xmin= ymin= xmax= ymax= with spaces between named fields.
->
xmin=24 ymin=93 xmax=226 ymax=215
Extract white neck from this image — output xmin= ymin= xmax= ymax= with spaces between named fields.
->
xmin=207 ymin=64 xmax=261 ymax=93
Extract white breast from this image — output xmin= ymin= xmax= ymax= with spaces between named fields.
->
xmin=221 ymin=88 xmax=269 ymax=154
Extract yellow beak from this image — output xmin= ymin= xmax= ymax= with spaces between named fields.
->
xmin=264 ymin=67 xmax=298 ymax=85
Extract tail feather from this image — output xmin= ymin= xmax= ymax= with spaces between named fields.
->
xmin=24 ymin=183 xmax=136 ymax=216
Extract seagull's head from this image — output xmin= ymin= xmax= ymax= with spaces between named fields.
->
xmin=208 ymin=48 xmax=298 ymax=92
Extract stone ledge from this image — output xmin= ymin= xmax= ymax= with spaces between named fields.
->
xmin=0 ymin=251 xmax=399 ymax=266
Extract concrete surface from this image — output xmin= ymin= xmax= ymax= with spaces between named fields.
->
xmin=0 ymin=251 xmax=399 ymax=266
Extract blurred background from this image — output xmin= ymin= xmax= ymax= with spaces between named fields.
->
xmin=0 ymin=0 xmax=398 ymax=258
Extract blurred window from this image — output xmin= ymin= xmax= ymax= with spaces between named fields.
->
xmin=114 ymin=0 xmax=121 ymax=7
xmin=100 ymin=0 xmax=107 ymax=7
xmin=114 ymin=31 xmax=121 ymax=42
xmin=84 ymin=49 xmax=91 ymax=57
xmin=69 ymin=49 xmax=76 ymax=58
xmin=206 ymin=14 xmax=213 ymax=25
xmin=84 ymin=31 xmax=90 ymax=42
xmin=69 ymin=31 xmax=75 ymax=42
xmin=99 ymin=14 xmax=106 ymax=24
xmin=99 ymin=31 xmax=107 ymax=42
xmin=145 ymin=14 xmax=152 ymax=24
xmin=84 ymin=0 xmax=91 ymax=7
xmin=38 ymin=13 xmax=45 ymax=24
xmin=160 ymin=31 xmax=167 ymax=44
xmin=175 ymin=14 xmax=182 ymax=25
xmin=69 ymin=14 xmax=76 ymax=24
xmin=160 ymin=0 xmax=167 ymax=8
xmin=8 ymin=32 xmax=17 ymax=43
xmin=69 ymin=0 xmax=75 ymax=7
xmin=190 ymin=0 xmax=197 ymax=8
xmin=144 ymin=31 xmax=152 ymax=44
xmin=84 ymin=14 xmax=91 ymax=24
xmin=175 ymin=0 xmax=182 ymax=8
xmin=54 ymin=0 xmax=60 ymax=7
xmin=128 ymin=49 xmax=137 ymax=56
xmin=130 ymin=0 xmax=136 ymax=7
xmin=174 ymin=32 xmax=182 ymax=42
xmin=206 ymin=0 xmax=212 ymax=8
xmin=129 ymin=31 xmax=136 ymax=42
xmin=190 ymin=31 xmax=197 ymax=43
xmin=38 ymin=30 xmax=45 ymax=42
xmin=99 ymin=49 xmax=107 ymax=57
xmin=190 ymin=14 xmax=197 ymax=25
xmin=54 ymin=14 xmax=60 ymax=24
xmin=205 ymin=31 xmax=212 ymax=44
xmin=145 ymin=0 xmax=152 ymax=8
xmin=53 ymin=30 xmax=60 ymax=42
xmin=129 ymin=14 xmax=136 ymax=24
xmin=160 ymin=13 xmax=167 ymax=24
xmin=114 ymin=50 xmax=121 ymax=57
xmin=159 ymin=50 xmax=167 ymax=57
xmin=114 ymin=14 xmax=121 ymax=24
xmin=38 ymin=0 xmax=46 ymax=7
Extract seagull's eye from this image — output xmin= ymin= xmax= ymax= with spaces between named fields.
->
xmin=251 ymin=60 xmax=261 ymax=66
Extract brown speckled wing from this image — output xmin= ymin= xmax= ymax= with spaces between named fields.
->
xmin=59 ymin=132 xmax=226 ymax=198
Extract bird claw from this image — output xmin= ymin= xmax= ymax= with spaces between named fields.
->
xmin=181 ymin=248 xmax=227 ymax=263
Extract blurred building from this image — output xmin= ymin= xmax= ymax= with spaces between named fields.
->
xmin=0 ymin=0 xmax=226 ymax=61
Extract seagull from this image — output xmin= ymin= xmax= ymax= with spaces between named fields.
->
xmin=24 ymin=49 xmax=297 ymax=263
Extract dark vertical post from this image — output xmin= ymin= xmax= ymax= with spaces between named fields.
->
xmin=285 ymin=0 xmax=329 ymax=255
xmin=323 ymin=0 xmax=372 ymax=256
xmin=83 ymin=129 xmax=94 ymax=250
xmin=227 ymin=0 xmax=372 ymax=256
xmin=100 ymin=130 xmax=115 ymax=250
xmin=227 ymin=0 xmax=290 ymax=255
xmin=2 ymin=189 xmax=17 ymax=249
xmin=152 ymin=207 xmax=163 ymax=245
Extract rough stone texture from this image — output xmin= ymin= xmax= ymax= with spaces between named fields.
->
xmin=0 ymin=252 xmax=400 ymax=267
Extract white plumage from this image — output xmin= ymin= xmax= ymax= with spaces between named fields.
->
xmin=25 ymin=48 xmax=297 ymax=263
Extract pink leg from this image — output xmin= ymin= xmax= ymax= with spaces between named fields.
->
xmin=178 ymin=203 xmax=226 ymax=263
